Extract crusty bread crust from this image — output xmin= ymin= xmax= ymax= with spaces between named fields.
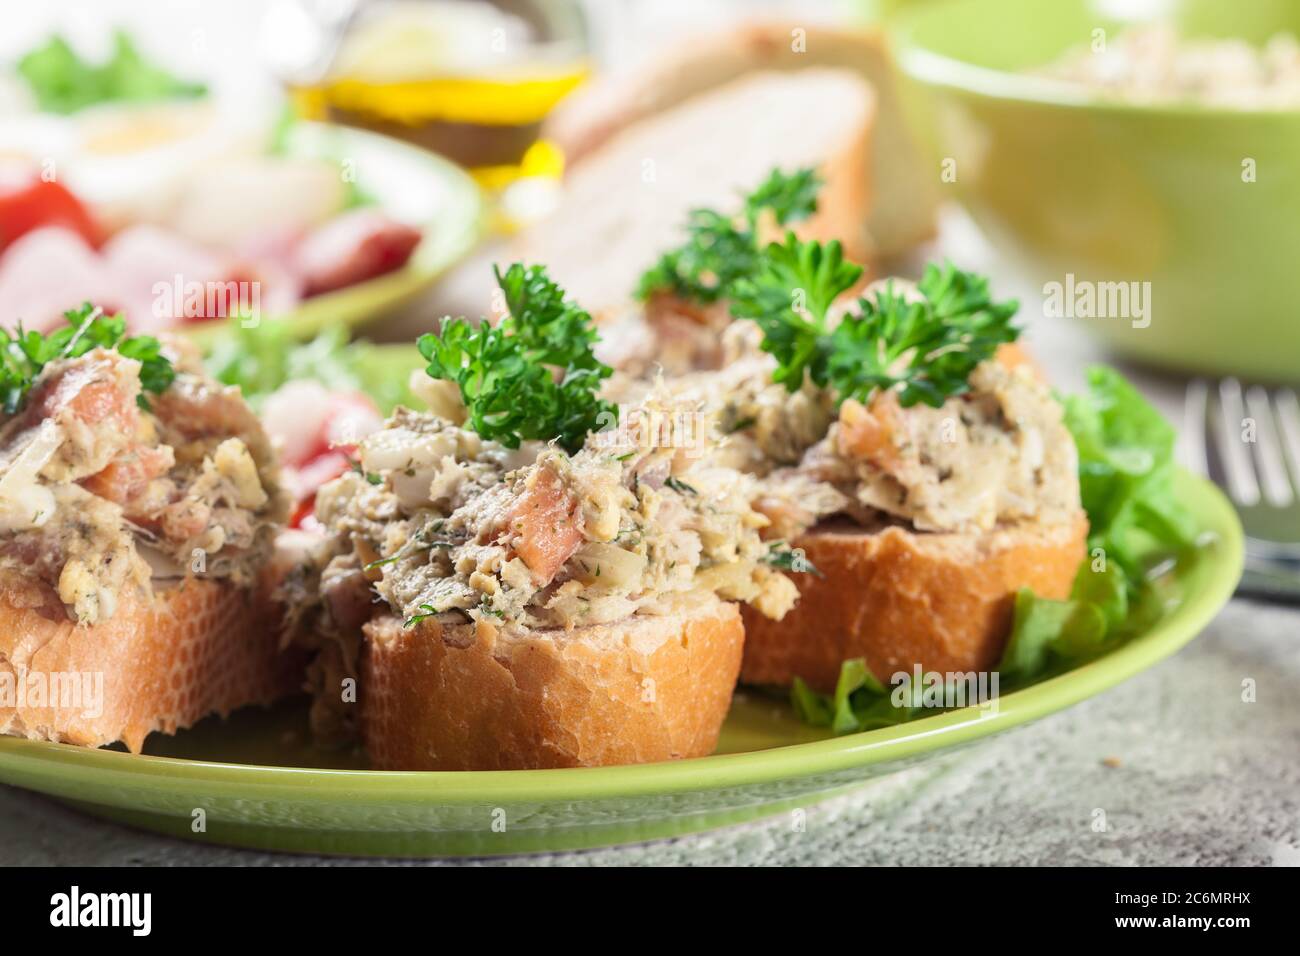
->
xmin=361 ymin=597 xmax=744 ymax=770
xmin=740 ymin=514 xmax=1089 ymax=692
xmin=0 ymin=573 xmax=302 ymax=752
xmin=545 ymin=21 xmax=938 ymax=258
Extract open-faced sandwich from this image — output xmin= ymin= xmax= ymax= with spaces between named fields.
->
xmin=611 ymin=183 xmax=1078 ymax=685
xmin=619 ymin=171 xmax=1087 ymax=693
xmin=686 ymin=256 xmax=1088 ymax=692
xmin=283 ymin=264 xmax=797 ymax=770
xmin=0 ymin=305 xmax=297 ymax=750
xmin=625 ymin=172 xmax=1194 ymax=733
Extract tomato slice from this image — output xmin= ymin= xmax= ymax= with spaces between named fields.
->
xmin=285 ymin=449 xmax=354 ymax=527
xmin=0 ymin=173 xmax=101 ymax=253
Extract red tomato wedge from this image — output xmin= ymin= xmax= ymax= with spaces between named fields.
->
xmin=0 ymin=173 xmax=101 ymax=252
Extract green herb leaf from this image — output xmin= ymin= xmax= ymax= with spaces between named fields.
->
xmin=729 ymin=233 xmax=863 ymax=392
xmin=417 ymin=263 xmax=616 ymax=453
xmin=762 ymin=542 xmax=822 ymax=576
xmin=403 ymin=604 xmax=440 ymax=628
xmin=744 ymin=167 xmax=821 ymax=227
xmin=732 ymin=237 xmax=1020 ymax=409
xmin=664 ymin=476 xmax=698 ymax=496
xmin=636 ymin=168 xmax=822 ymax=305
xmin=829 ymin=262 xmax=1020 ymax=408
xmin=17 ymin=31 xmax=206 ymax=115
xmin=0 ymin=303 xmax=174 ymax=415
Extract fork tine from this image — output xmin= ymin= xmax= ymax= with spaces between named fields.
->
xmin=1216 ymin=378 xmax=1260 ymax=506
xmin=1182 ymin=379 xmax=1209 ymax=475
xmin=1244 ymin=386 xmax=1294 ymax=507
xmin=1275 ymin=388 xmax=1300 ymax=496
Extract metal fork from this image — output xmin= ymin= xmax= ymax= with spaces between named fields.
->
xmin=1185 ymin=379 xmax=1300 ymax=601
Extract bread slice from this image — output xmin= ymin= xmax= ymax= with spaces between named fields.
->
xmin=0 ymin=572 xmax=302 ymax=753
xmin=514 ymin=68 xmax=875 ymax=319
xmin=739 ymin=514 xmax=1089 ymax=693
xmin=361 ymin=595 xmax=744 ymax=770
xmin=546 ymin=21 xmax=938 ymax=259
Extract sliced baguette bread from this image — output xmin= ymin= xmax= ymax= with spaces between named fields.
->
xmin=0 ymin=572 xmax=302 ymax=752
xmin=361 ymin=595 xmax=744 ymax=771
xmin=514 ymin=68 xmax=875 ymax=319
xmin=739 ymin=513 xmax=1088 ymax=693
xmin=546 ymin=21 xmax=938 ymax=259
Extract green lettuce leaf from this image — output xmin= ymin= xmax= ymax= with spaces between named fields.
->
xmin=204 ymin=324 xmax=419 ymax=413
xmin=1062 ymin=366 xmax=1198 ymax=577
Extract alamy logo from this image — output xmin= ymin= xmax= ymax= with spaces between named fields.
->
xmin=1042 ymin=273 xmax=1151 ymax=328
xmin=50 ymin=886 xmax=151 ymax=936
xmin=152 ymin=273 xmax=261 ymax=327
xmin=890 ymin=665 xmax=1000 ymax=713
xmin=0 ymin=670 xmax=102 ymax=718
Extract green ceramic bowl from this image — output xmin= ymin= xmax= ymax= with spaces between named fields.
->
xmin=893 ymin=0 xmax=1300 ymax=382
xmin=0 ymin=471 xmax=1241 ymax=857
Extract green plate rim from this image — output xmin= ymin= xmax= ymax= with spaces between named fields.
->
xmin=0 ymin=469 xmax=1243 ymax=803
xmin=184 ymin=121 xmax=486 ymax=347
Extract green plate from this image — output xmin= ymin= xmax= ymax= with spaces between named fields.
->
xmin=187 ymin=122 xmax=485 ymax=346
xmin=0 ymin=470 xmax=1241 ymax=857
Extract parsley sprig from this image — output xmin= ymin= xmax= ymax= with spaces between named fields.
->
xmin=730 ymin=234 xmax=1020 ymax=409
xmin=636 ymin=168 xmax=821 ymax=305
xmin=0 ymin=303 xmax=175 ymax=415
xmin=417 ymin=264 xmax=616 ymax=453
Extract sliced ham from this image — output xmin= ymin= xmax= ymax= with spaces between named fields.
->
xmin=0 ymin=227 xmax=121 ymax=331
xmin=295 ymin=209 xmax=422 ymax=297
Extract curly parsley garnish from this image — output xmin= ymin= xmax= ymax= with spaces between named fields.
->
xmin=730 ymin=235 xmax=1020 ymax=409
xmin=0 ymin=303 xmax=175 ymax=415
xmin=418 ymin=264 xmax=616 ymax=454
xmin=636 ymin=167 xmax=821 ymax=305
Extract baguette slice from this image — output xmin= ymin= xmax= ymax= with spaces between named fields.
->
xmin=740 ymin=514 xmax=1089 ymax=693
xmin=361 ymin=595 xmax=744 ymax=770
xmin=546 ymin=21 xmax=938 ymax=259
xmin=514 ymin=68 xmax=875 ymax=319
xmin=0 ymin=573 xmax=302 ymax=753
